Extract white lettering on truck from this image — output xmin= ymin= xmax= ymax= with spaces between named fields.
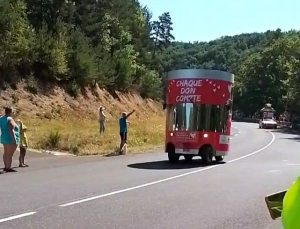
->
xmin=176 ymin=80 xmax=202 ymax=87
xmin=175 ymin=79 xmax=202 ymax=102
xmin=175 ymin=95 xmax=201 ymax=102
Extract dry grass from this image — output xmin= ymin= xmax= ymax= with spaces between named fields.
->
xmin=19 ymin=112 xmax=165 ymax=156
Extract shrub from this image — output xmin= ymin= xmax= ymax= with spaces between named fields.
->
xmin=41 ymin=130 xmax=61 ymax=149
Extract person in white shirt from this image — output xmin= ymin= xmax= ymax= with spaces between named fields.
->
xmin=99 ymin=106 xmax=106 ymax=133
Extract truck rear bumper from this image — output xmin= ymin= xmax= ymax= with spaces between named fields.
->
xmin=166 ymin=148 xmax=228 ymax=156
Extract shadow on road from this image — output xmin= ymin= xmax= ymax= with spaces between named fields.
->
xmin=271 ymin=128 xmax=300 ymax=142
xmin=105 ymin=152 xmax=120 ymax=157
xmin=127 ymin=159 xmax=225 ymax=170
xmin=272 ymin=128 xmax=299 ymax=135
xmin=278 ymin=136 xmax=300 ymax=142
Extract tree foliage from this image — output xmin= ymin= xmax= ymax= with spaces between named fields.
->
xmin=0 ymin=0 xmax=175 ymax=100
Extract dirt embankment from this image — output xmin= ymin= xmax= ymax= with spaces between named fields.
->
xmin=0 ymin=82 xmax=165 ymax=155
xmin=0 ymin=83 xmax=163 ymax=119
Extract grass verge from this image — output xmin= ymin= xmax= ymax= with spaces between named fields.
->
xmin=20 ymin=115 xmax=165 ymax=156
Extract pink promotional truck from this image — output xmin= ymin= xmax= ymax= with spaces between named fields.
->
xmin=164 ymin=69 xmax=234 ymax=164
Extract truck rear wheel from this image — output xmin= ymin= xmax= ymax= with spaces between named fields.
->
xmin=215 ymin=156 xmax=224 ymax=162
xmin=200 ymin=145 xmax=213 ymax=164
xmin=184 ymin=155 xmax=193 ymax=162
xmin=167 ymin=145 xmax=179 ymax=163
xmin=168 ymin=153 xmax=180 ymax=163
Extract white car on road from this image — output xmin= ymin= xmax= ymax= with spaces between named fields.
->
xmin=259 ymin=118 xmax=277 ymax=129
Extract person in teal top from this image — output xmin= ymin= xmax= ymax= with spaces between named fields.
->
xmin=119 ymin=110 xmax=135 ymax=154
xmin=0 ymin=106 xmax=20 ymax=172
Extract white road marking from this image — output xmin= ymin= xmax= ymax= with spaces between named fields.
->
xmin=60 ymin=127 xmax=275 ymax=207
xmin=228 ymin=131 xmax=275 ymax=163
xmin=0 ymin=212 xmax=36 ymax=223
xmin=228 ymin=123 xmax=275 ymax=163
xmin=231 ymin=126 xmax=240 ymax=138
xmin=287 ymin=164 xmax=300 ymax=166
xmin=266 ymin=170 xmax=280 ymax=173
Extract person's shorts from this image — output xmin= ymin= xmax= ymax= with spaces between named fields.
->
xmin=120 ymin=132 xmax=127 ymax=141
xmin=1 ymin=133 xmax=13 ymax=145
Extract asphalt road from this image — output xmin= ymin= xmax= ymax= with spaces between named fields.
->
xmin=0 ymin=122 xmax=299 ymax=229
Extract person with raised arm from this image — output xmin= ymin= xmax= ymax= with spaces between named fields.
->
xmin=119 ymin=110 xmax=135 ymax=155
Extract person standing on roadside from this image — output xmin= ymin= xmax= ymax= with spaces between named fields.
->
xmin=16 ymin=119 xmax=29 ymax=167
xmin=119 ymin=110 xmax=135 ymax=154
xmin=0 ymin=106 xmax=20 ymax=172
xmin=99 ymin=106 xmax=106 ymax=133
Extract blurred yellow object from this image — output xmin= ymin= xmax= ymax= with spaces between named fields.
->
xmin=282 ymin=176 xmax=300 ymax=229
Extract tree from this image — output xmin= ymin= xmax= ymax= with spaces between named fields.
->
xmin=26 ymin=0 xmax=71 ymax=30
xmin=67 ymin=28 xmax=97 ymax=86
xmin=33 ymin=20 xmax=68 ymax=80
xmin=235 ymin=34 xmax=300 ymax=115
xmin=139 ymin=67 xmax=162 ymax=99
xmin=151 ymin=12 xmax=175 ymax=59
xmin=0 ymin=0 xmax=33 ymax=80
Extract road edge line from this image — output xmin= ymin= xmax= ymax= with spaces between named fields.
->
xmin=0 ymin=212 xmax=36 ymax=223
xmin=228 ymin=128 xmax=275 ymax=163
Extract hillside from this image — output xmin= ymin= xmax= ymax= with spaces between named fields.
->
xmin=0 ymin=82 xmax=164 ymax=155
xmin=160 ymin=29 xmax=283 ymax=73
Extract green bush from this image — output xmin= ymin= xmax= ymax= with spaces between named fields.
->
xmin=41 ymin=130 xmax=61 ymax=150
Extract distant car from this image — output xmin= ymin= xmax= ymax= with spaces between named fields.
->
xmin=259 ymin=118 xmax=277 ymax=129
